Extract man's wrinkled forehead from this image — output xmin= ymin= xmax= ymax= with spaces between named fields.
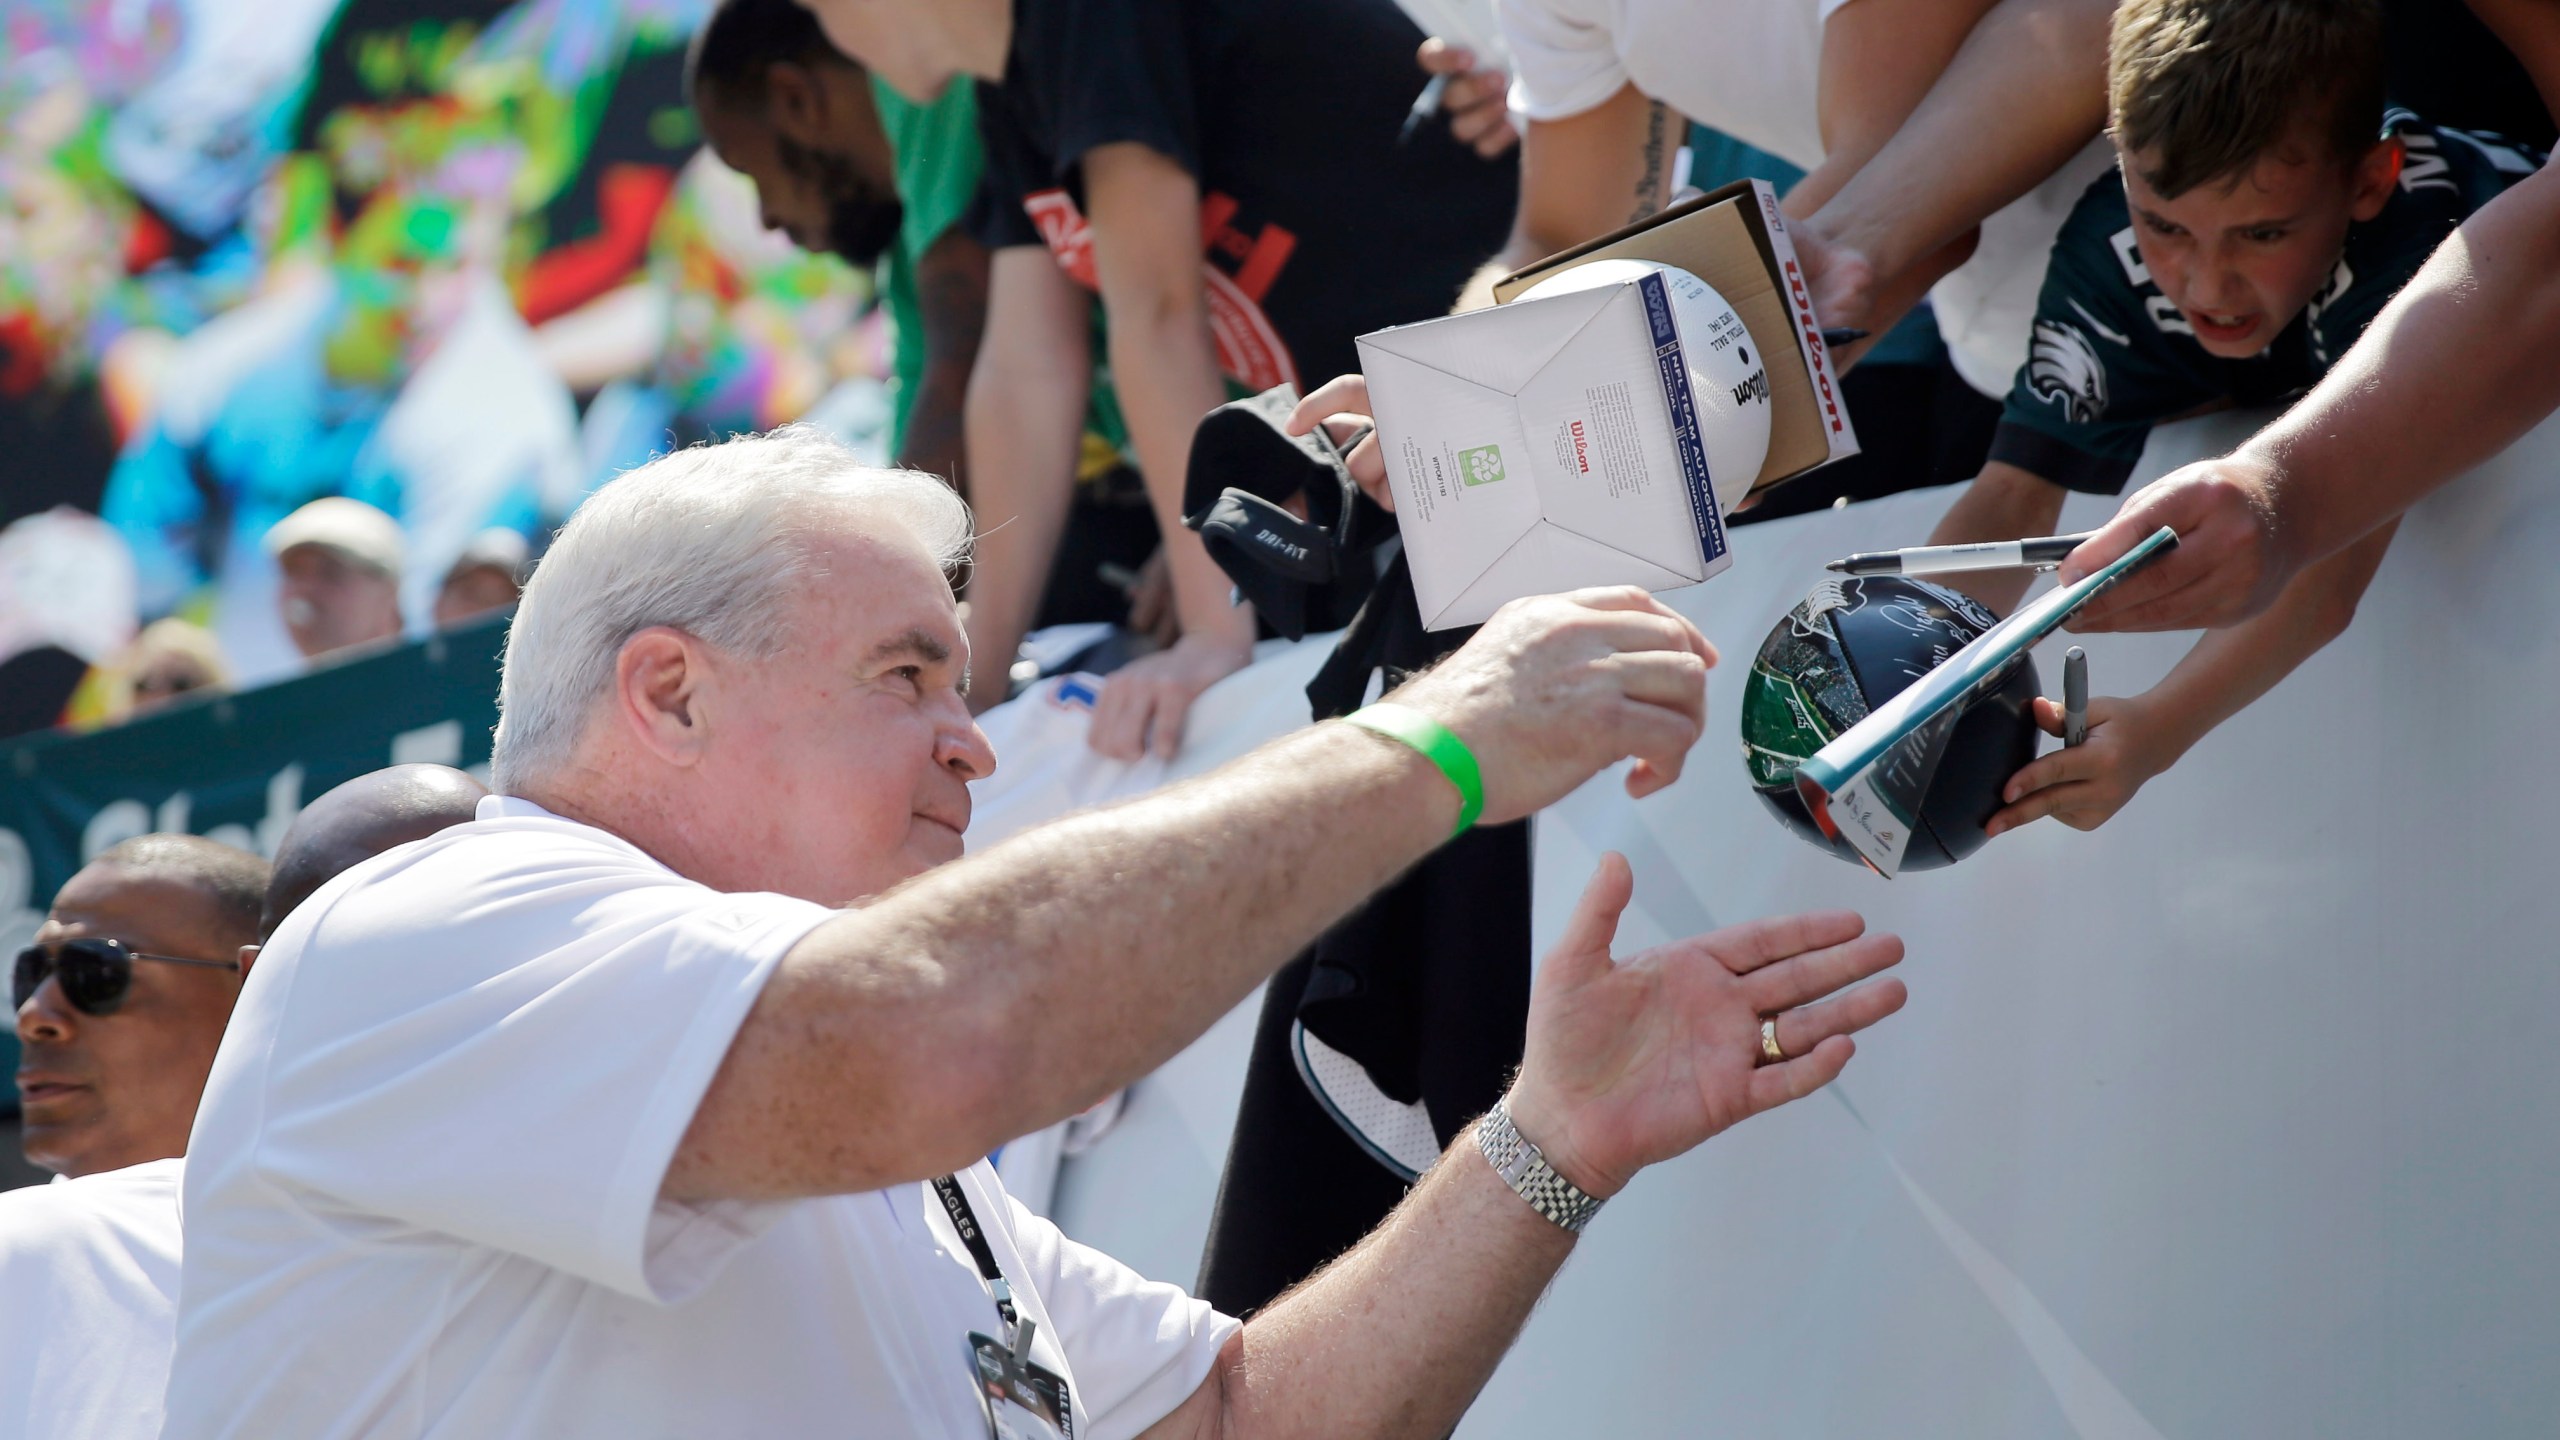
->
xmin=787 ymin=510 xmax=965 ymax=645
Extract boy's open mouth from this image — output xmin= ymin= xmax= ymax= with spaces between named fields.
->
xmin=2188 ymin=308 xmax=2262 ymax=345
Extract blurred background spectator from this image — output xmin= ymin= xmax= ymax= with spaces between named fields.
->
xmin=264 ymin=498 xmax=405 ymax=664
xmin=0 ymin=507 xmax=140 ymax=736
xmin=431 ymin=528 xmax=528 ymax=628
xmin=112 ymin=620 xmax=230 ymax=720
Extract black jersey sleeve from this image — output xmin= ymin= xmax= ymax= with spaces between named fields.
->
xmin=967 ymin=81 xmax=1049 ymax=253
xmin=968 ymin=0 xmax=1205 ymax=254
xmin=1990 ymin=176 xmax=2221 ymax=495
xmin=1016 ymin=0 xmax=1202 ymax=182
xmin=2308 ymin=115 xmax=2546 ymax=363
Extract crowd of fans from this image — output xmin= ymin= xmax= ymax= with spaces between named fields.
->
xmin=10 ymin=0 xmax=2560 ymax=1434
xmin=0 ymin=495 xmax=526 ymax=740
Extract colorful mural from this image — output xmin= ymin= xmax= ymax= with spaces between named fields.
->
xmin=0 ymin=0 xmax=885 ymax=695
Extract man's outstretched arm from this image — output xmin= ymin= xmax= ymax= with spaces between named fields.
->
xmin=1142 ymin=856 xmax=1908 ymax=1440
xmin=2063 ymin=162 xmax=2560 ymax=631
xmin=1794 ymin=0 xmax=2114 ymax=341
xmin=667 ymin=590 xmax=1719 ymax=1202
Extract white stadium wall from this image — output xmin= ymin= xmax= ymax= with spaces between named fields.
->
xmin=968 ymin=407 xmax=2560 ymax=1437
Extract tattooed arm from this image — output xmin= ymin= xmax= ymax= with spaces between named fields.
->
xmin=1631 ymin=96 xmax=1672 ymax=223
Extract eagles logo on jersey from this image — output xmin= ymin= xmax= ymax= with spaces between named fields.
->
xmin=2026 ymin=319 xmax=2108 ymax=425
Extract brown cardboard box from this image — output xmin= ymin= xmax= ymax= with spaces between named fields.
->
xmin=1494 ymin=179 xmax=1858 ymax=498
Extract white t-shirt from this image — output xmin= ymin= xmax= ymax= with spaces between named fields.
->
xmin=164 ymin=796 xmax=1238 ymax=1439
xmin=1501 ymin=0 xmax=1848 ymax=171
xmin=1499 ymin=0 xmax=2116 ymax=396
xmin=0 ymin=1159 xmax=184 ymax=1440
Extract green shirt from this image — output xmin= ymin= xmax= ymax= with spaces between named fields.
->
xmin=872 ymin=74 xmax=986 ymax=460
xmin=871 ymin=75 xmax=1129 ymax=468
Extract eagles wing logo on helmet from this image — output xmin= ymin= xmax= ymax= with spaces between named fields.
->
xmin=2027 ymin=319 xmax=2108 ymax=426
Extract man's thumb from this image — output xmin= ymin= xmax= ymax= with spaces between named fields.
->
xmin=2056 ymin=513 xmax=2139 ymax=585
xmin=1550 ymin=852 xmax=1633 ymax=980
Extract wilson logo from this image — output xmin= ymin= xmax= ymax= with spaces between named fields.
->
xmin=1732 ymin=369 xmax=1769 ymax=407
xmin=1569 ymin=420 xmax=1590 ymax=473
xmin=1783 ymin=258 xmax=1844 ymax=433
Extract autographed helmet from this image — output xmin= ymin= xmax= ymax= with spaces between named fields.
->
xmin=1738 ymin=575 xmax=2040 ymax=870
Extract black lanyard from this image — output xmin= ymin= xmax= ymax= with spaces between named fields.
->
xmin=931 ymin=1173 xmax=1018 ymax=1332
xmin=936 ymin=1173 xmax=1074 ymax=1437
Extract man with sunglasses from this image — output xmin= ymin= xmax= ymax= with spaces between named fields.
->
xmin=0 ymin=771 xmax=487 ymax=1440
xmin=12 ymin=834 xmax=266 ymax=1181
xmin=0 ymin=834 xmax=262 ymax=1440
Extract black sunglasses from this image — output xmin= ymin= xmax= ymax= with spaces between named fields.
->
xmin=12 ymin=938 xmax=241 ymax=1017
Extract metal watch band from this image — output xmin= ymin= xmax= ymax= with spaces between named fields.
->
xmin=1476 ymin=1099 xmax=1604 ymax=1234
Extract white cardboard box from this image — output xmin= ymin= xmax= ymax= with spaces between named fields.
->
xmin=1356 ymin=269 xmax=1736 ymax=631
xmin=1495 ymin=179 xmax=1861 ymax=492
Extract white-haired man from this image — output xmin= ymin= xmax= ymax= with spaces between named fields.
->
xmin=164 ymin=426 xmax=1907 ymax=1439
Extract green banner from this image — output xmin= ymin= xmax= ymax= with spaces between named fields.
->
xmin=0 ymin=615 xmax=507 ymax=1112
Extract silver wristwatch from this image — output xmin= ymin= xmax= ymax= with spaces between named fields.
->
xmin=1477 ymin=1099 xmax=1604 ymax=1234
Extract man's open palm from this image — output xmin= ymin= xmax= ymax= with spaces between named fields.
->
xmin=1508 ymin=855 xmax=1907 ymax=1198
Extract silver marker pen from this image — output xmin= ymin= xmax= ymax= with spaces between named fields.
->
xmin=1399 ymin=73 xmax=1452 ymax=144
xmin=2063 ymin=646 xmax=2088 ymax=748
xmin=1827 ymin=531 xmax=2098 ymax=577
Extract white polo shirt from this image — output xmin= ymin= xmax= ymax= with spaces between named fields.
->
xmin=163 ymin=796 xmax=1237 ymax=1439
xmin=0 ymin=1159 xmax=184 ymax=1440
xmin=1499 ymin=0 xmax=2117 ymax=396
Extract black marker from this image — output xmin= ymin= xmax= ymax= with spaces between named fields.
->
xmin=1819 ymin=327 xmax=1869 ymax=347
xmin=1826 ymin=531 xmax=2098 ymax=577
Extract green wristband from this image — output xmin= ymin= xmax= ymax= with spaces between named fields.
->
xmin=1345 ymin=703 xmax=1484 ymax=837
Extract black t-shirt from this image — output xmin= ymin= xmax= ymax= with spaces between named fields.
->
xmin=2386 ymin=0 xmax=2558 ymax=154
xmin=970 ymin=0 xmax=1518 ymax=390
xmin=1991 ymin=112 xmax=2542 ymax=494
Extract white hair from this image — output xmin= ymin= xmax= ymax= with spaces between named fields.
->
xmin=491 ymin=424 xmax=971 ymax=792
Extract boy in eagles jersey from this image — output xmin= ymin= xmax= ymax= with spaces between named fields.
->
xmin=1923 ymin=0 xmax=2541 ymax=837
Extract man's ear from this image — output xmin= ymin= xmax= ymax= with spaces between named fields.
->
xmin=2349 ymin=137 xmax=2404 ymax=223
xmin=614 ymin=626 xmax=717 ymax=768
xmin=765 ymin=60 xmax=830 ymax=146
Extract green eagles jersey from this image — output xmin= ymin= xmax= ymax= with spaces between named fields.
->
xmin=1990 ymin=112 xmax=2542 ymax=495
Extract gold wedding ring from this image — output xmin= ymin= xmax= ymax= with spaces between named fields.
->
xmin=1760 ymin=1016 xmax=1787 ymax=1065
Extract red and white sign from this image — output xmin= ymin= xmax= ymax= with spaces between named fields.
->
xmin=1021 ymin=188 xmax=1300 ymax=394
